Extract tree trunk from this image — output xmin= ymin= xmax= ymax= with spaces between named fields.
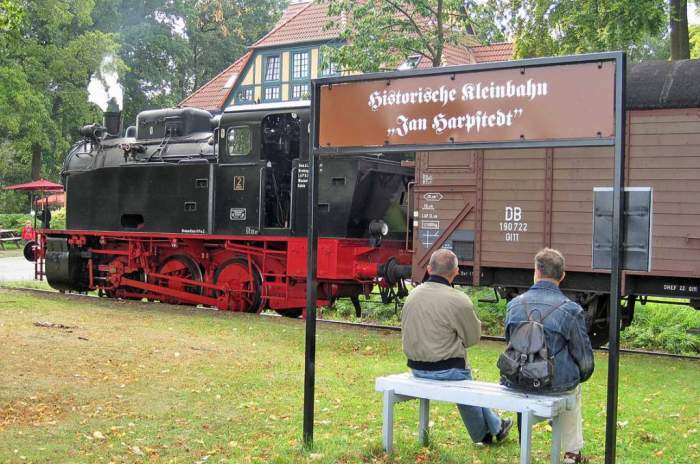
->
xmin=670 ymin=0 xmax=690 ymax=60
xmin=31 ymin=143 xmax=42 ymax=180
xmin=433 ymin=0 xmax=444 ymax=67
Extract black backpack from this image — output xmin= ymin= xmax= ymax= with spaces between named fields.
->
xmin=497 ymin=298 xmax=567 ymax=391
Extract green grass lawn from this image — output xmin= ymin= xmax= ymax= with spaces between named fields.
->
xmin=0 ymin=246 xmax=23 ymax=258
xmin=0 ymin=290 xmax=698 ymax=463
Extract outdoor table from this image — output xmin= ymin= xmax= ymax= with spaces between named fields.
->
xmin=0 ymin=229 xmax=22 ymax=249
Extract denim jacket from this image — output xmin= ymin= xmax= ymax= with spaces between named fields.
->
xmin=504 ymin=280 xmax=594 ymax=392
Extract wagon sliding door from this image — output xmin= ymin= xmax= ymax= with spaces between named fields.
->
xmin=479 ymin=149 xmax=547 ymax=280
xmin=411 ymin=150 xmax=478 ymax=282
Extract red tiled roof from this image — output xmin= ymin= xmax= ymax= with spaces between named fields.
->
xmin=179 ymin=51 xmax=252 ymax=111
xmin=179 ymin=0 xmax=513 ymax=110
xmin=252 ymin=1 xmax=341 ymax=48
xmin=468 ymin=42 xmax=514 ymax=63
xmin=415 ymin=43 xmax=477 ymax=69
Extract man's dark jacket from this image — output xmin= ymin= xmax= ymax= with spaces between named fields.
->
xmin=504 ymin=280 xmax=594 ymax=392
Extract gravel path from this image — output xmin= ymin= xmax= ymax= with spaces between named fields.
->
xmin=0 ymin=255 xmax=35 ymax=281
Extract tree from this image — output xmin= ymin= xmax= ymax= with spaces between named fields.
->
xmin=0 ymin=0 xmax=118 ymax=190
xmin=323 ymin=0 xmax=484 ymax=72
xmin=92 ymin=0 xmax=285 ymax=124
xmin=0 ymin=0 xmax=23 ymax=34
xmin=509 ymin=0 xmax=668 ymax=59
xmin=670 ymin=0 xmax=689 ymax=59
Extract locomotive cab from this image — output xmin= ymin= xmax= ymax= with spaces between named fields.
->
xmin=215 ymin=101 xmax=310 ymax=236
xmin=218 ymin=101 xmax=413 ymax=240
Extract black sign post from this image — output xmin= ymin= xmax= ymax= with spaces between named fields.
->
xmin=303 ymin=84 xmax=320 ymax=447
xmin=604 ymin=52 xmax=627 ymax=464
xmin=304 ymin=52 xmax=626 ymax=462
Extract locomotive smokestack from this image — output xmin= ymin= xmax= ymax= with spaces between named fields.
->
xmin=104 ymin=97 xmax=122 ymax=136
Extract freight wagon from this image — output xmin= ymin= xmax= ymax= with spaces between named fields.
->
xmin=406 ymin=60 xmax=700 ymax=345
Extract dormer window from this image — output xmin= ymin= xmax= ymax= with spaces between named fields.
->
xmin=398 ymin=55 xmax=421 ymax=70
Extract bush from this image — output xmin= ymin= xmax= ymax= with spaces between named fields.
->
xmin=0 ymin=213 xmax=32 ymax=233
xmin=621 ymin=301 xmax=700 ymax=355
xmin=51 ymin=207 xmax=66 ymax=230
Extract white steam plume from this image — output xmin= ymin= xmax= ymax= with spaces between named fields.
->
xmin=88 ymin=55 xmax=123 ymax=111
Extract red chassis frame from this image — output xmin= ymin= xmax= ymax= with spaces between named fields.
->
xmin=36 ymin=230 xmax=411 ymax=314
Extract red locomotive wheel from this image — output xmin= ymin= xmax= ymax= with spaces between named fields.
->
xmin=156 ymin=255 xmax=203 ymax=304
xmin=214 ymin=258 xmax=264 ymax=313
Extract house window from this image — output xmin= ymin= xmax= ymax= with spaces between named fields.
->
xmin=236 ymin=86 xmax=254 ymax=104
xmin=320 ymin=50 xmax=340 ymax=76
xmin=291 ymin=84 xmax=309 ymax=100
xmin=292 ymin=51 xmax=310 ymax=79
xmin=264 ymin=55 xmax=281 ymax=81
xmin=264 ymin=86 xmax=281 ymax=101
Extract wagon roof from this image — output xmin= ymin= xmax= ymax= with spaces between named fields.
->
xmin=627 ymin=59 xmax=700 ymax=110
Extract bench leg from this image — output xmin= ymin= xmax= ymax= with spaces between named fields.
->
xmin=520 ymin=411 xmax=534 ymax=464
xmin=418 ymin=398 xmax=429 ymax=446
xmin=382 ymin=390 xmax=395 ymax=453
xmin=551 ymin=414 xmax=562 ymax=464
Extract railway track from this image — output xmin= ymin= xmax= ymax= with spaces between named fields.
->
xmin=4 ymin=286 xmax=699 ymax=362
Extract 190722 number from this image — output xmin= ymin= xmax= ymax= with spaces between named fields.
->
xmin=499 ymin=221 xmax=528 ymax=232
xmin=500 ymin=206 xmax=528 ymax=242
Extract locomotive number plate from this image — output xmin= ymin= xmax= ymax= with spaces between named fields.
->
xmin=233 ymin=176 xmax=245 ymax=191
xmin=230 ymin=208 xmax=246 ymax=220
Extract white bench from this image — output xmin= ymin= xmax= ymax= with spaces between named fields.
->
xmin=376 ymin=373 xmax=576 ymax=464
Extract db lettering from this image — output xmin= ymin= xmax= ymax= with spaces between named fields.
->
xmin=505 ymin=206 xmax=522 ymax=221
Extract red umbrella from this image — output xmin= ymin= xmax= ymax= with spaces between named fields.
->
xmin=36 ymin=192 xmax=65 ymax=206
xmin=2 ymin=179 xmax=64 ymax=191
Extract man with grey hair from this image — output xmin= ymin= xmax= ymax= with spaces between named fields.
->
xmin=401 ymin=248 xmax=512 ymax=445
xmin=504 ymin=248 xmax=594 ymax=464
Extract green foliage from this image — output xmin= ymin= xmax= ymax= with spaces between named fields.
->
xmin=323 ymin=0 xmax=481 ymax=72
xmin=691 ymin=24 xmax=700 ymax=58
xmin=92 ymin=0 xmax=285 ymax=124
xmin=0 ymin=213 xmax=32 ymax=233
xmin=0 ymin=0 xmax=23 ymax=34
xmin=621 ymin=301 xmax=700 ymax=355
xmin=509 ymin=0 xmax=668 ymax=58
xmin=0 ymin=0 xmax=119 ymax=187
xmin=50 ymin=206 xmax=66 ymax=230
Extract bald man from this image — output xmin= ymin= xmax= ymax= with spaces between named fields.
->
xmin=401 ymin=249 xmax=512 ymax=445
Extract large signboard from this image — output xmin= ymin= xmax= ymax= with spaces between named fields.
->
xmin=317 ymin=61 xmax=615 ymax=149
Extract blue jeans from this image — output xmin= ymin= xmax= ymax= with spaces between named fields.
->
xmin=412 ymin=368 xmax=503 ymax=443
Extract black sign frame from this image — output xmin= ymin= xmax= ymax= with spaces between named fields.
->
xmin=304 ymin=51 xmax=626 ymax=464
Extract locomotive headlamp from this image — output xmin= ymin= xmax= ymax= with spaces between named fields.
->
xmin=368 ymin=220 xmax=389 ymax=248
xmin=369 ymin=220 xmax=389 ymax=236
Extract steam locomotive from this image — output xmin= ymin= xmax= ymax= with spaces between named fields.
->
xmin=43 ymin=101 xmax=413 ymax=315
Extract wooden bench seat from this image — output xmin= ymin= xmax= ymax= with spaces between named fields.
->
xmin=376 ymin=373 xmax=575 ymax=464
xmin=0 ymin=236 xmax=21 ymax=249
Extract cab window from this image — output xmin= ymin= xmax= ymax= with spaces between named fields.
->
xmin=227 ymin=126 xmax=251 ymax=156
